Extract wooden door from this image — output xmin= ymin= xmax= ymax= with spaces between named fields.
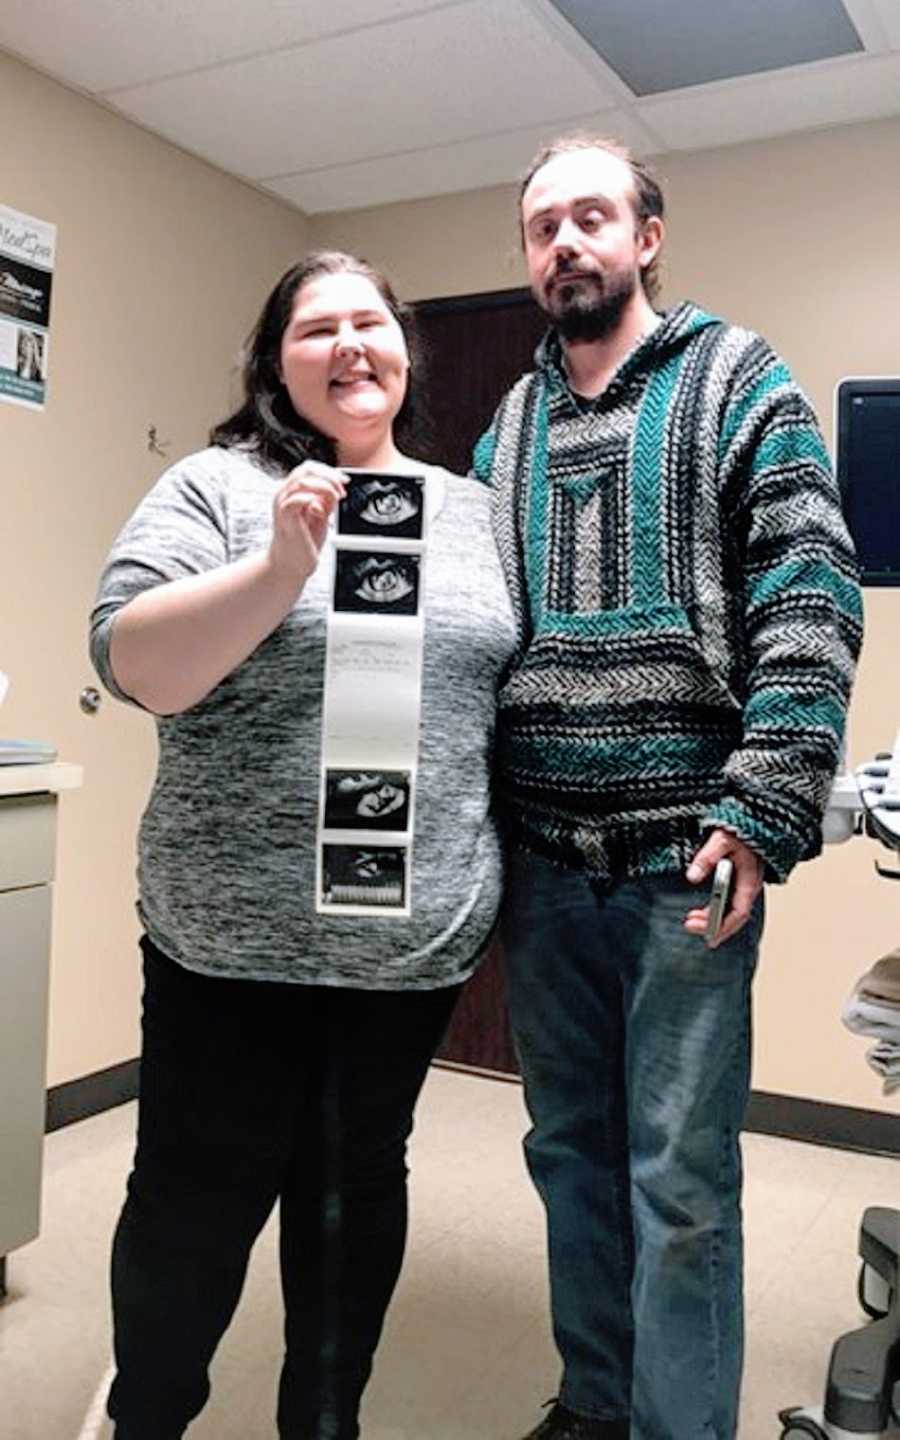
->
xmin=413 ymin=288 xmax=546 ymax=1076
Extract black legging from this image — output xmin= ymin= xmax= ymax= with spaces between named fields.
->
xmin=108 ymin=937 xmax=460 ymax=1440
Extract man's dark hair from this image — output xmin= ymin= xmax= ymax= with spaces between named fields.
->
xmin=211 ymin=250 xmax=427 ymax=470
xmin=519 ymin=133 xmax=665 ymax=302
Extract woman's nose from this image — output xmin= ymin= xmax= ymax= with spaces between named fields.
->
xmin=335 ymin=326 xmax=364 ymax=356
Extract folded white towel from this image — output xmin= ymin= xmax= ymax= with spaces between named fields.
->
xmin=842 ymin=992 xmax=900 ymax=1041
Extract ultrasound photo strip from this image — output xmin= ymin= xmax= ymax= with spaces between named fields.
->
xmin=338 ymin=473 xmax=425 ymax=541
xmin=322 ymin=769 xmax=412 ymax=833
xmin=320 ymin=843 xmax=409 ymax=909
xmin=333 ymin=550 xmax=422 ymax=617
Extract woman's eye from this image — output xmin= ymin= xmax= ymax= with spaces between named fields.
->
xmin=355 ymin=562 xmax=414 ymax=604
xmin=359 ymin=488 xmax=418 ymax=526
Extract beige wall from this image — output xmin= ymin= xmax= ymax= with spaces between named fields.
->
xmin=312 ymin=119 xmax=900 ymax=1110
xmin=0 ymin=50 xmax=308 ymax=1085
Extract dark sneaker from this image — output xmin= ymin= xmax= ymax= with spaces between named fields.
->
xmin=520 ymin=1399 xmax=629 ymax=1439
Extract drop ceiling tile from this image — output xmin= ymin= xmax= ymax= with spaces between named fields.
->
xmin=872 ymin=0 xmax=900 ymax=48
xmin=105 ymin=0 xmax=620 ymax=181
xmin=840 ymin=0 xmax=894 ymax=52
xmin=639 ymin=52 xmax=900 ymax=150
xmin=0 ymin=0 xmax=456 ymax=94
xmin=266 ymin=109 xmax=654 ymax=212
xmin=546 ymin=0 xmax=863 ymax=95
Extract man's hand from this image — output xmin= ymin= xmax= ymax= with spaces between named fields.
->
xmin=683 ymin=829 xmax=763 ymax=948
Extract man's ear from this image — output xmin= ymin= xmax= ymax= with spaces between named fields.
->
xmin=638 ymin=215 xmax=665 ymax=270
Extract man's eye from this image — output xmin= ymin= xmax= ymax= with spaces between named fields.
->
xmin=359 ymin=489 xmax=418 ymax=526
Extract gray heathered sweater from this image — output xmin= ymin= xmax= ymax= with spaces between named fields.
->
xmin=90 ymin=446 xmax=517 ymax=989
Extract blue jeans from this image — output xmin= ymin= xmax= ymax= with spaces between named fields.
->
xmin=502 ymin=849 xmax=764 ymax=1440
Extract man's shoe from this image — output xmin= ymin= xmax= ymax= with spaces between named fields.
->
xmin=520 ymin=1399 xmax=629 ymax=1439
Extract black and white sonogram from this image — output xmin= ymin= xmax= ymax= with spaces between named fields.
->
xmin=320 ymin=844 xmax=408 ymax=908
xmin=338 ymin=472 xmax=425 ymax=540
xmin=323 ymin=769 xmax=411 ymax=832
xmin=333 ymin=550 xmax=421 ymax=616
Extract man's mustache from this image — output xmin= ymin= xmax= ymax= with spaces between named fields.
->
xmin=548 ymin=263 xmax=602 ymax=293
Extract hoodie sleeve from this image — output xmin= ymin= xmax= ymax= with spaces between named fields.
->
xmin=702 ymin=346 xmax=863 ymax=881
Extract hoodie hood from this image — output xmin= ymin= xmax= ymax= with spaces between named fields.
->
xmin=535 ymin=302 xmax=724 ymax=399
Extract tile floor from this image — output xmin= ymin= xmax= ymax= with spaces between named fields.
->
xmin=2 ymin=1065 xmax=899 ymax=1440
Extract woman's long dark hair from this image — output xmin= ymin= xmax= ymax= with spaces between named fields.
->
xmin=210 ymin=251 xmax=427 ymax=470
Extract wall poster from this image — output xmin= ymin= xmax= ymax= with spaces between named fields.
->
xmin=0 ymin=203 xmax=56 ymax=411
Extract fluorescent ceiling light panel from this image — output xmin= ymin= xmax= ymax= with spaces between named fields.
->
xmin=545 ymin=0 xmax=864 ymax=95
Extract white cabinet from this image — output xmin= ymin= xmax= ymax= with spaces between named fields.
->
xmin=0 ymin=765 xmax=82 ymax=1294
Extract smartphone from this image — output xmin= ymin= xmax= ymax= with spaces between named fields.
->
xmin=705 ymin=858 xmax=734 ymax=945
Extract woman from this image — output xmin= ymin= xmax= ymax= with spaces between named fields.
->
xmin=90 ymin=251 xmax=516 ymax=1440
xmin=17 ymin=328 xmax=44 ymax=381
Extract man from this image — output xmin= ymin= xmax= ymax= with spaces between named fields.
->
xmin=473 ymin=135 xmax=862 ymax=1440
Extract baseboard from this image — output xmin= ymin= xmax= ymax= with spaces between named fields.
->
xmin=439 ymin=1064 xmax=900 ymax=1158
xmin=432 ymin=1058 xmax=522 ymax=1084
xmin=45 ymin=1059 xmax=139 ymax=1134
xmin=744 ymin=1090 xmax=900 ymax=1157
xmin=43 ymin=1062 xmax=900 ymax=1158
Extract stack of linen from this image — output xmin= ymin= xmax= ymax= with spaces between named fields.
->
xmin=843 ymin=948 xmax=900 ymax=1094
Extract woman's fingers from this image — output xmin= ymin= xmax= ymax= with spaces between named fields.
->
xmin=281 ymin=461 xmax=347 ymax=501
xmin=267 ymin=463 xmax=350 ymax=587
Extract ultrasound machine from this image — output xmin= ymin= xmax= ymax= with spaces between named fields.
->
xmin=778 ymin=377 xmax=900 ymax=1440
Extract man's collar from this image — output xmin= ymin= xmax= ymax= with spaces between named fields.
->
xmin=535 ymin=302 xmax=709 ymax=401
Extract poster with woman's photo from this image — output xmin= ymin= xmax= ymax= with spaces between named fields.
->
xmin=0 ymin=204 xmax=56 ymax=411
xmin=323 ymin=768 xmax=411 ymax=832
xmin=333 ymin=550 xmax=421 ymax=617
xmin=338 ymin=472 xmax=426 ymax=541
xmin=320 ymin=843 xmax=408 ymax=913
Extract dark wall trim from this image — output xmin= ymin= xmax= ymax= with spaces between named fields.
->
xmin=413 ymin=287 xmax=535 ymax=316
xmin=745 ymin=1090 xmax=900 ymax=1157
xmin=45 ymin=1059 xmax=139 ymax=1134
xmin=440 ymin=1066 xmax=900 ymax=1158
xmin=43 ymin=1064 xmax=900 ymax=1159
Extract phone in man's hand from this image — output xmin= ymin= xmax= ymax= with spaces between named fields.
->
xmin=704 ymin=858 xmax=735 ymax=945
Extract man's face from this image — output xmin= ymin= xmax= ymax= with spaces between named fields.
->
xmin=521 ymin=148 xmax=654 ymax=342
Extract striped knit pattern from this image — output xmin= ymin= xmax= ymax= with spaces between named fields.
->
xmin=473 ymin=302 xmax=863 ymax=884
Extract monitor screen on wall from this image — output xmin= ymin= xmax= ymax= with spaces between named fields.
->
xmin=835 ymin=377 xmax=900 ymax=587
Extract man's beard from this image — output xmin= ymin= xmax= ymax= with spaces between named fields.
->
xmin=540 ymin=265 xmax=636 ymax=343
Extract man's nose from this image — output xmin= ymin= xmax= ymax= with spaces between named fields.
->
xmin=552 ymin=217 xmax=581 ymax=255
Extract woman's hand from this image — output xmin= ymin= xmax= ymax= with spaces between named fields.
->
xmin=109 ymin=461 xmax=348 ymax=715
xmin=269 ymin=462 xmax=346 ymax=585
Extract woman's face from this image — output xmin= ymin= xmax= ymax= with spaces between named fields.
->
xmin=279 ymin=271 xmax=409 ymax=446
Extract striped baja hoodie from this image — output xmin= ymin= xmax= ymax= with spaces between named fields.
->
xmin=473 ymin=302 xmax=863 ymax=885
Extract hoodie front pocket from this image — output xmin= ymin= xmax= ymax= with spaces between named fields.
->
xmin=497 ymin=603 xmax=742 ymax=798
